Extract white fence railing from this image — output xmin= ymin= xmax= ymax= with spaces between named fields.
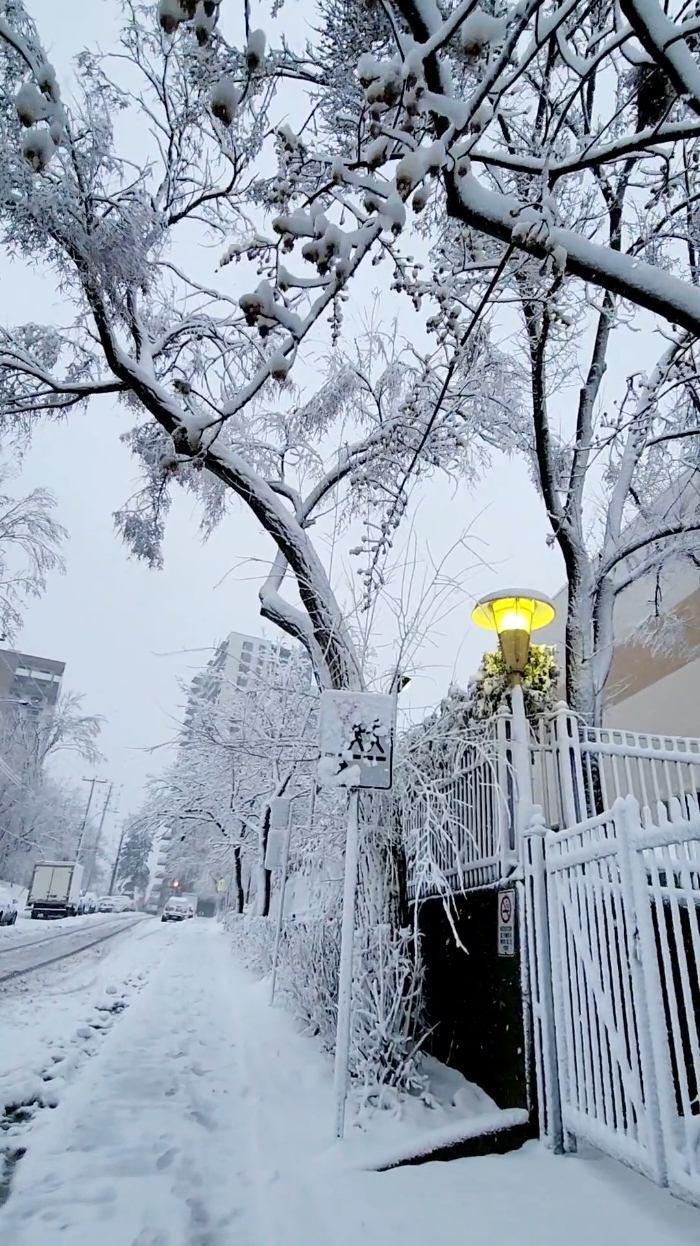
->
xmin=399 ymin=702 xmax=700 ymax=1203
xmin=525 ymin=795 xmax=700 ymax=1206
xmin=401 ymin=707 xmax=700 ymax=902
xmin=398 ymin=718 xmax=512 ymax=900
xmin=530 ymin=707 xmax=700 ymax=831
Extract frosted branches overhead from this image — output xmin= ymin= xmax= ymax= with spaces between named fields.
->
xmin=0 ymin=0 xmax=699 ymax=714
xmin=286 ymin=0 xmax=700 ymax=333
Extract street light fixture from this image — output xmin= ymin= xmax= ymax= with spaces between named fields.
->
xmin=471 ymin=589 xmax=555 ymax=679
xmin=472 ymin=588 xmax=556 ymax=846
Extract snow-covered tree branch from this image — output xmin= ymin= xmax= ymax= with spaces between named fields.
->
xmin=0 ymin=1 xmax=518 ymax=691
xmin=0 ymin=463 xmax=65 ymax=640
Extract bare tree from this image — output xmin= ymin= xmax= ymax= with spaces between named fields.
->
xmin=0 ymin=465 xmax=65 ymax=640
xmin=0 ymin=692 xmax=104 ymax=878
xmin=0 ymin=2 xmax=521 ymax=692
xmin=135 ymin=646 xmax=319 ymax=915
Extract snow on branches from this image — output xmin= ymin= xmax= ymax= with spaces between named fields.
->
xmin=158 ymin=0 xmax=222 ymax=43
xmin=1 ymin=0 xmax=700 ymax=719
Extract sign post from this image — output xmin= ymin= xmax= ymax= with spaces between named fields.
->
xmin=333 ymin=786 xmax=361 ymax=1139
xmin=317 ymin=690 xmax=395 ymax=1139
xmin=268 ymin=797 xmax=292 ymax=1005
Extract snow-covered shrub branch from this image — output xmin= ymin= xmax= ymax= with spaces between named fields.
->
xmin=295 ymin=0 xmax=700 ymax=330
xmin=227 ymin=909 xmax=426 ymax=1094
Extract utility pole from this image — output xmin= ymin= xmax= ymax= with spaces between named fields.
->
xmin=76 ymin=777 xmax=107 ymax=862
xmin=84 ymin=782 xmax=114 ymax=891
xmin=108 ymin=816 xmax=129 ymax=896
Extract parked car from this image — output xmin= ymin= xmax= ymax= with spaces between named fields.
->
xmin=161 ymin=897 xmax=190 ymax=922
xmin=98 ymin=895 xmax=135 ymax=914
xmin=77 ymin=892 xmax=98 ymax=914
xmin=0 ymin=889 xmax=19 ymax=926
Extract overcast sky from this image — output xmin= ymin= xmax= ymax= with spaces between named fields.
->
xmin=2 ymin=0 xmax=571 ymax=860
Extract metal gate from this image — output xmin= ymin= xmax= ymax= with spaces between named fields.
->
xmin=525 ymin=796 xmax=700 ymax=1205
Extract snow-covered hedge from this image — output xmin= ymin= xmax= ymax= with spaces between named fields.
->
xmin=225 ymin=912 xmax=425 ymax=1094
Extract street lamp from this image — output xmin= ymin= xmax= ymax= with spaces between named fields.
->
xmin=471 ymin=589 xmax=555 ymax=679
xmin=472 ymin=588 xmax=556 ymax=845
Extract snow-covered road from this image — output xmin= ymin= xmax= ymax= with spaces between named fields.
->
xmin=0 ymin=914 xmax=147 ymax=981
xmin=1 ymin=920 xmax=699 ymax=1246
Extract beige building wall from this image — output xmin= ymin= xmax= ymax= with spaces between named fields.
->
xmin=536 ymin=574 xmax=700 ymax=739
xmin=533 ymin=473 xmax=700 ymax=737
xmin=603 ymin=656 xmax=700 ymax=739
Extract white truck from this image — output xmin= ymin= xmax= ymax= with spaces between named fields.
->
xmin=28 ymin=862 xmax=84 ymax=920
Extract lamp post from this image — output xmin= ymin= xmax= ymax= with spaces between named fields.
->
xmin=472 ymin=589 xmax=556 ymax=843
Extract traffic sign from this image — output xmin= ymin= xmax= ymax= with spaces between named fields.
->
xmin=265 ymin=828 xmax=286 ymax=870
xmin=497 ymin=889 xmax=516 ymax=957
xmin=317 ymin=691 xmax=395 ymax=789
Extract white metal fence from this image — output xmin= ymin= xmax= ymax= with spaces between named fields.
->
xmin=525 ymin=795 xmax=700 ymax=1206
xmin=398 ymin=717 xmax=513 ymax=900
xmin=530 ymin=707 xmax=700 ymax=831
xmin=399 ymin=701 xmax=700 ymax=1203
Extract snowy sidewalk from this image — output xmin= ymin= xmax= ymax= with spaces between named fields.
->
xmin=2 ymin=921 xmax=700 ymax=1246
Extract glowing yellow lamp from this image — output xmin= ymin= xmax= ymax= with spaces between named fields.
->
xmin=472 ymin=589 xmax=555 ymax=677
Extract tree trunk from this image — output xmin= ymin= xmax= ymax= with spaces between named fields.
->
xmin=561 ymin=553 xmax=598 ymax=724
xmin=256 ymin=805 xmax=272 ymax=918
xmin=233 ymin=845 xmax=244 ymax=914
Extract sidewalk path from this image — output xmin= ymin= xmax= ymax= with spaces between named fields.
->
xmin=2 ymin=921 xmax=699 ymax=1246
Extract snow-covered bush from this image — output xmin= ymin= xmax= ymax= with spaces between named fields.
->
xmin=467 ymin=644 xmax=560 ymax=721
xmin=227 ymin=910 xmax=425 ymax=1093
xmin=225 ymin=912 xmax=275 ymax=978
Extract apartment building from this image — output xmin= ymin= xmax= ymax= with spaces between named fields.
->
xmin=183 ymin=630 xmax=312 ymax=728
xmin=0 ymin=648 xmax=65 ymax=716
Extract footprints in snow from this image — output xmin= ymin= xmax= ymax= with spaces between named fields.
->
xmin=0 ymin=973 xmax=147 ymax=1208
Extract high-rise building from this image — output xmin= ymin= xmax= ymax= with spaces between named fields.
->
xmin=183 ymin=630 xmax=311 ymax=728
xmin=0 ymin=648 xmax=64 ymax=716
xmin=220 ymin=631 xmax=298 ymax=691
